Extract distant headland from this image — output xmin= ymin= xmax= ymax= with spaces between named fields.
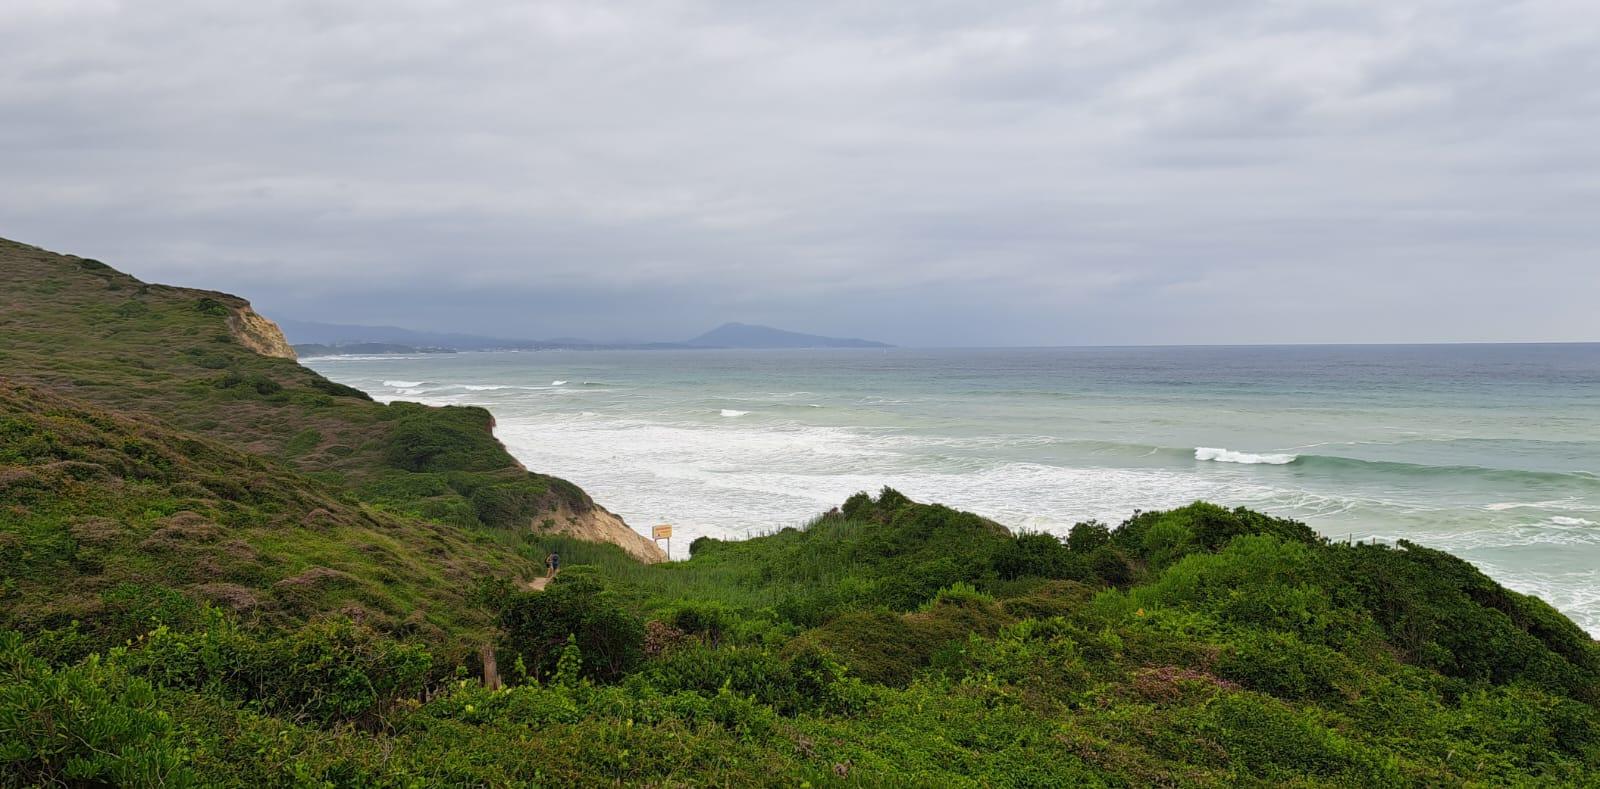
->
xmin=282 ymin=318 xmax=891 ymax=354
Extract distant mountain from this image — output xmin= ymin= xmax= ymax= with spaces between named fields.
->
xmin=276 ymin=319 xmax=542 ymax=351
xmin=279 ymin=318 xmax=887 ymax=352
xmin=685 ymin=322 xmax=891 ymax=349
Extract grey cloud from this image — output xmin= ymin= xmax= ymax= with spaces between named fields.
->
xmin=1 ymin=0 xmax=1596 ymax=345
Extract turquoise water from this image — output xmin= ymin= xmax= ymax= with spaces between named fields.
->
xmin=306 ymin=344 xmax=1600 ymax=634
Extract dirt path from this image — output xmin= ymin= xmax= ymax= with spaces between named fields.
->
xmin=528 ymin=575 xmax=552 ymax=591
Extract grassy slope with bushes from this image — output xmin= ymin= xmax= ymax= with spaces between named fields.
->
xmin=2 ymin=237 xmax=1597 ymax=785
xmin=0 ymin=237 xmax=598 ymax=531
xmin=6 ymin=491 xmax=1597 ymax=785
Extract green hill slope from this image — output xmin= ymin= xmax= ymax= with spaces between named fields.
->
xmin=0 ymin=238 xmax=661 ymax=554
xmin=0 ymin=381 xmax=530 ymax=647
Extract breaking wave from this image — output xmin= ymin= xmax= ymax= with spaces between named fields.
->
xmin=1195 ymin=447 xmax=1298 ymax=465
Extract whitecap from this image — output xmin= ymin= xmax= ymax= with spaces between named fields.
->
xmin=1485 ymin=499 xmax=1584 ymax=512
xmin=552 ymin=380 xmax=568 ymax=386
xmin=1551 ymin=516 xmax=1598 ymax=527
xmin=383 ymin=380 xmax=425 ymax=388
xmin=1195 ymin=447 xmax=1298 ymax=465
xmin=720 ymin=409 xmax=750 ymax=418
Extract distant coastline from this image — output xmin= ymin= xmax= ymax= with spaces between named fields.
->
xmin=282 ymin=319 xmax=892 ymax=352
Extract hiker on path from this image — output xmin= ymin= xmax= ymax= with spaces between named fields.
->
xmin=545 ymin=551 xmax=560 ymax=578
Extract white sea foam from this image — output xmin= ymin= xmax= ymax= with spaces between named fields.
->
xmin=383 ymin=380 xmax=425 ymax=388
xmin=720 ymin=409 xmax=750 ymax=418
xmin=1551 ymin=516 xmax=1598 ymax=527
xmin=1195 ymin=447 xmax=1298 ymax=465
xmin=552 ymin=380 xmax=568 ymax=386
xmin=1485 ymin=499 xmax=1584 ymax=512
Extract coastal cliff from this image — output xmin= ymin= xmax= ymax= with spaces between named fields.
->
xmin=226 ymin=304 xmax=296 ymax=359
xmin=0 ymin=236 xmax=665 ymax=631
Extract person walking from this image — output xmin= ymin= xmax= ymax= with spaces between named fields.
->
xmin=545 ymin=551 xmax=560 ymax=578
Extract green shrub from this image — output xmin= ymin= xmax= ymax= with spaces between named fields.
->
xmin=994 ymin=531 xmax=1083 ymax=580
xmin=307 ymin=377 xmax=373 ymax=401
xmin=470 ymin=481 xmax=551 ymax=528
xmin=498 ymin=577 xmax=644 ymax=683
xmin=383 ymin=404 xmax=514 ymax=472
xmin=193 ymin=297 xmax=230 ymax=316
xmin=0 ymin=632 xmax=198 ymax=785
xmin=667 ymin=601 xmax=736 ymax=644
xmin=1216 ymin=631 xmax=1349 ymax=702
xmin=121 ymin=618 xmax=430 ymax=726
xmin=1066 ymin=520 xmax=1111 ymax=553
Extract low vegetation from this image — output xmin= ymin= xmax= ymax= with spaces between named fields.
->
xmin=4 ymin=490 xmax=1597 ymax=785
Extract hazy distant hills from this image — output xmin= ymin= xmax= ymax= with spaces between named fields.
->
xmin=277 ymin=319 xmax=542 ymax=351
xmin=280 ymin=319 xmax=890 ymax=353
xmin=684 ymin=322 xmax=890 ymax=349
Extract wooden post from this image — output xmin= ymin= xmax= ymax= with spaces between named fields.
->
xmin=481 ymin=642 xmax=502 ymax=690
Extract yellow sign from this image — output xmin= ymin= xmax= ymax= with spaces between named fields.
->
xmin=652 ymin=524 xmax=673 ymax=540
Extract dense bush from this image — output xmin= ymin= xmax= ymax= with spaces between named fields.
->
xmin=497 ymin=576 xmax=644 ymax=682
xmin=306 ymin=376 xmax=373 ymax=401
xmin=120 ymin=618 xmax=430 ymax=726
xmin=469 ymin=480 xmax=551 ymax=528
xmin=0 ymin=633 xmax=197 ymax=786
xmin=382 ymin=403 xmax=515 ymax=472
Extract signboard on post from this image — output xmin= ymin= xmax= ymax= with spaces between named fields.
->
xmin=652 ymin=524 xmax=672 ymax=558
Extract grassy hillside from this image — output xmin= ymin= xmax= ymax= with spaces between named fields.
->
xmin=0 ymin=381 xmax=532 ymax=650
xmin=0 ymin=237 xmax=603 ymax=533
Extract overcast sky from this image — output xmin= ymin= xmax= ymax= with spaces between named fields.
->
xmin=3 ymin=1 xmax=1597 ymax=345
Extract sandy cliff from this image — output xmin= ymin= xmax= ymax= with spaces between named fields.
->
xmin=227 ymin=305 xmax=296 ymax=359
xmin=535 ymin=500 xmax=669 ymax=563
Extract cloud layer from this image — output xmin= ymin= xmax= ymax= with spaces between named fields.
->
xmin=3 ymin=0 xmax=1597 ymax=344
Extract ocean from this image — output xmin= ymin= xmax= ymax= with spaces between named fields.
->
xmin=304 ymin=344 xmax=1600 ymax=634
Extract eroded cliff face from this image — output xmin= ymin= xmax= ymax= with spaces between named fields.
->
xmin=535 ymin=500 xmax=670 ymax=563
xmin=226 ymin=306 xmax=296 ymax=359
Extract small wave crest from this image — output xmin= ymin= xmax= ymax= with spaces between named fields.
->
xmin=552 ymin=380 xmax=568 ymax=386
xmin=383 ymin=380 xmax=424 ymax=388
xmin=1195 ymin=447 xmax=1298 ymax=465
xmin=1550 ymin=516 xmax=1598 ymax=527
xmin=720 ymin=409 xmax=750 ymax=418
xmin=1486 ymin=499 xmax=1585 ymax=512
